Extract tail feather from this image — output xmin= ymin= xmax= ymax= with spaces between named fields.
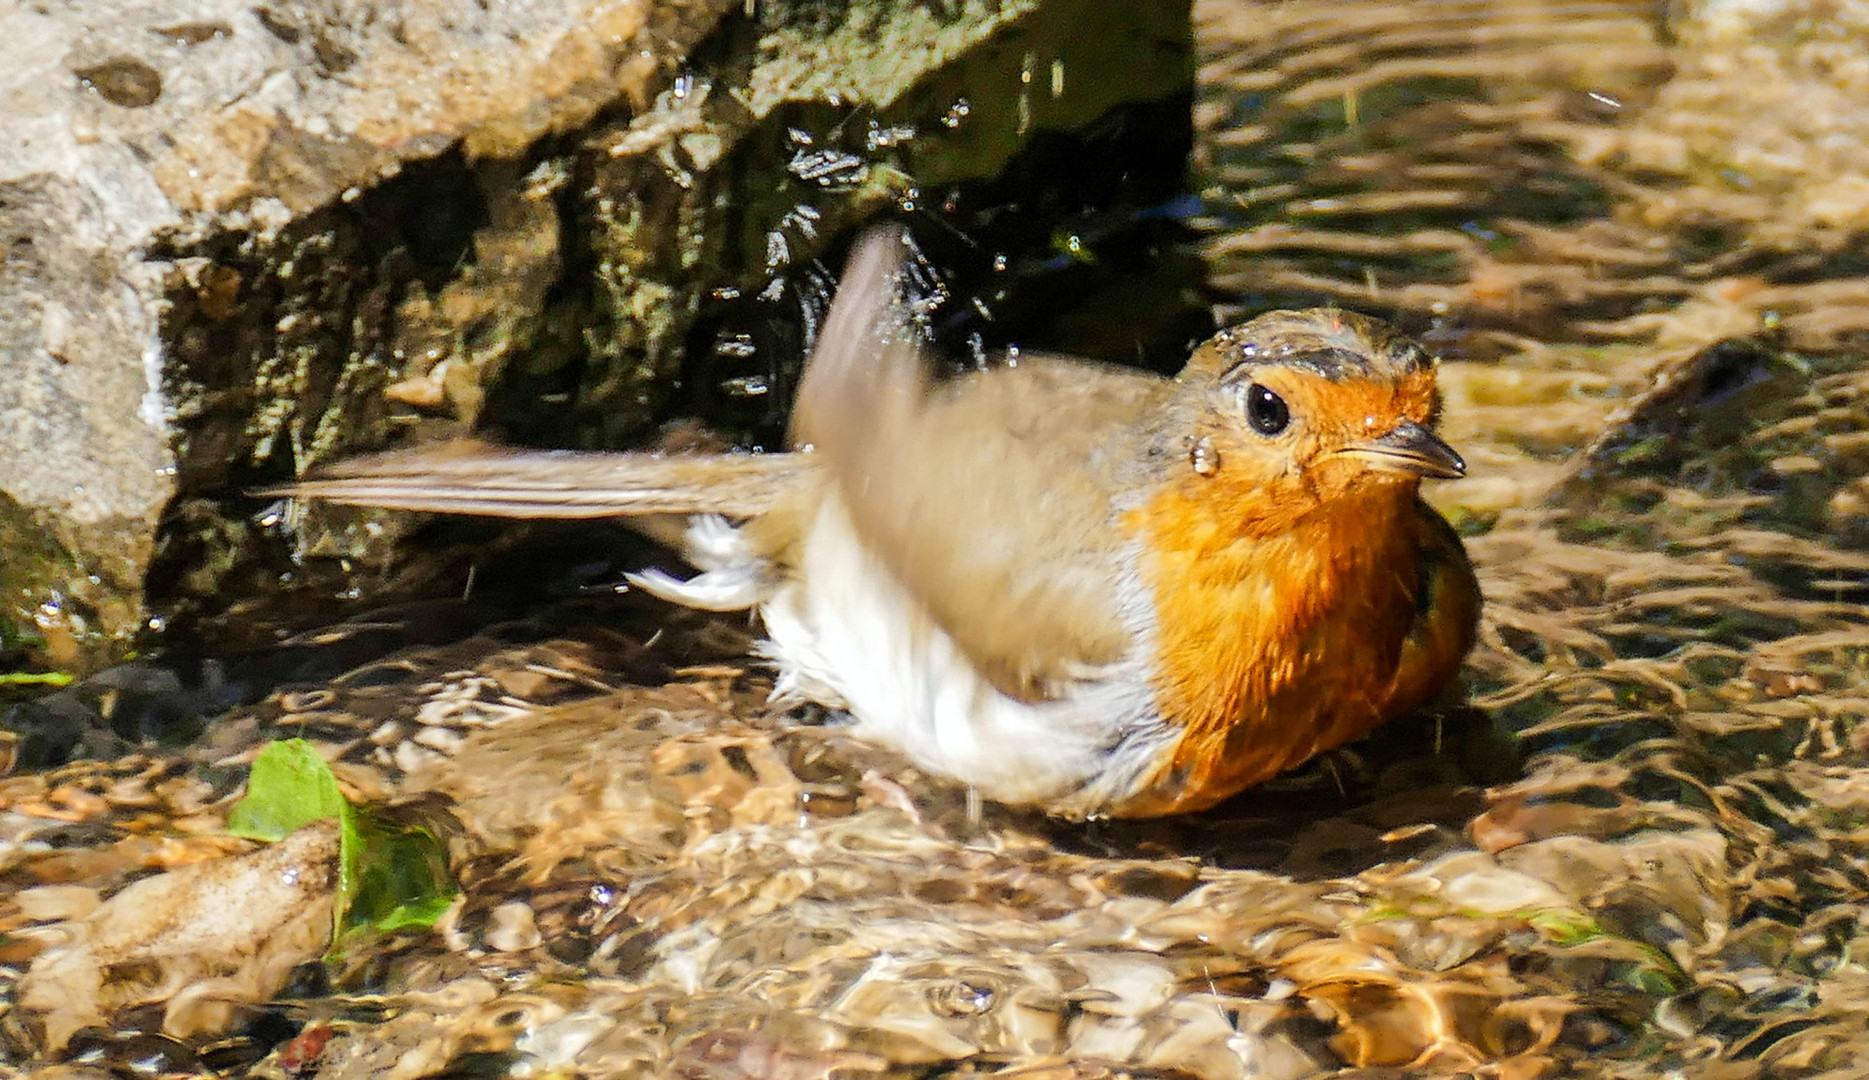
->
xmin=262 ymin=443 xmax=810 ymax=519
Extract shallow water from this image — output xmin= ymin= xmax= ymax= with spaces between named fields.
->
xmin=6 ymin=1 xmax=1869 ymax=1077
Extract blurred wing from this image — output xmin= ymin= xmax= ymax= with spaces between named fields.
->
xmin=794 ymin=227 xmax=1159 ymax=701
xmin=265 ymin=443 xmax=811 ymax=519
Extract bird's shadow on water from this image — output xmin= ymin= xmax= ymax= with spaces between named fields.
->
xmin=1038 ymin=704 xmax=1522 ymax=881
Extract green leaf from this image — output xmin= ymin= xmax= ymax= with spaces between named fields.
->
xmin=0 ymin=671 xmax=74 ymax=687
xmin=338 ymin=809 xmax=457 ymax=943
xmin=227 ymin=739 xmax=347 ymax=842
xmin=228 ymin=739 xmax=456 ymax=950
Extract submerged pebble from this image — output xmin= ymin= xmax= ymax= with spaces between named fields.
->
xmin=74 ymin=57 xmax=162 ymax=108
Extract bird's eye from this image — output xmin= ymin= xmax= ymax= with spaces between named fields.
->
xmin=1244 ymin=383 xmax=1290 ymax=436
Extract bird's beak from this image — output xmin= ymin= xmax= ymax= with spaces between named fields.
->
xmin=1337 ymin=420 xmax=1466 ymax=479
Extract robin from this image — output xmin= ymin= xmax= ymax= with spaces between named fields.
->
xmin=276 ymin=227 xmax=1481 ymax=818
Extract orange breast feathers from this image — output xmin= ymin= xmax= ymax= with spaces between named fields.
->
xmin=1120 ymin=471 xmax=1474 ymax=815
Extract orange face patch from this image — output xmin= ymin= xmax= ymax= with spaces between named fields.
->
xmin=1111 ymin=335 xmax=1459 ymax=814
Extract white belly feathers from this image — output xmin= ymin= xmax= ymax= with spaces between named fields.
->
xmin=628 ymin=497 xmax=1177 ymax=812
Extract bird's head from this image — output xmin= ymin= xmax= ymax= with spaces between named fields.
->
xmin=1170 ymin=309 xmax=1462 ymax=533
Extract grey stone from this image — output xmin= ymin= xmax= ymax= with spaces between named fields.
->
xmin=0 ymin=0 xmax=1192 ymax=674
